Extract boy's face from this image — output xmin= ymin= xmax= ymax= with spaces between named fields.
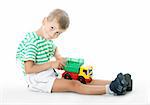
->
xmin=42 ymin=18 xmax=65 ymax=40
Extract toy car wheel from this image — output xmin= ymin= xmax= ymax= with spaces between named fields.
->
xmin=64 ymin=73 xmax=72 ymax=80
xmin=78 ymin=76 xmax=86 ymax=84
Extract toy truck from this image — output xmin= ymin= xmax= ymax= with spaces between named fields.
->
xmin=62 ymin=58 xmax=93 ymax=84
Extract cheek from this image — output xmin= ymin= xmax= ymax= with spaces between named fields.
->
xmin=45 ymin=28 xmax=50 ymax=33
xmin=45 ymin=29 xmax=52 ymax=35
xmin=44 ymin=28 xmax=56 ymax=37
xmin=47 ymin=31 xmax=55 ymax=37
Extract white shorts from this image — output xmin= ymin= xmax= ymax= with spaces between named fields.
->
xmin=16 ymin=60 xmax=62 ymax=93
xmin=26 ymin=69 xmax=61 ymax=93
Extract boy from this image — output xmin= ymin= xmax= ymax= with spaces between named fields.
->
xmin=16 ymin=9 xmax=132 ymax=95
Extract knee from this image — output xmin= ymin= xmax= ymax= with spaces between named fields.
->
xmin=69 ymin=80 xmax=82 ymax=90
xmin=70 ymin=80 xmax=89 ymax=94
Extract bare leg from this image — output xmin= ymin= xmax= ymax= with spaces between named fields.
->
xmin=88 ymin=79 xmax=111 ymax=85
xmin=52 ymin=78 xmax=106 ymax=95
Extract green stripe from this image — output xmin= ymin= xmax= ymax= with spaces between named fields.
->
xmin=32 ymin=32 xmax=39 ymax=39
xmin=36 ymin=53 xmax=48 ymax=57
xmin=25 ymin=43 xmax=37 ymax=47
xmin=37 ymin=40 xmax=46 ymax=44
xmin=19 ymin=43 xmax=24 ymax=48
xmin=36 ymin=56 xmax=48 ymax=59
xmin=26 ymin=47 xmax=37 ymax=53
xmin=26 ymin=50 xmax=36 ymax=55
xmin=36 ymin=60 xmax=49 ymax=63
xmin=25 ymin=53 xmax=36 ymax=57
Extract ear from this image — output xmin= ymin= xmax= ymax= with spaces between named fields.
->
xmin=42 ymin=17 xmax=48 ymax=25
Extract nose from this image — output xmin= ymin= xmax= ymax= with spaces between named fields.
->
xmin=50 ymin=33 xmax=59 ymax=39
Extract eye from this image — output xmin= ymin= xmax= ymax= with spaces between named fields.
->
xmin=50 ymin=26 xmax=55 ymax=31
xmin=56 ymin=32 xmax=60 ymax=35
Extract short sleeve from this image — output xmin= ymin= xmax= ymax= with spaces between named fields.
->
xmin=48 ymin=40 xmax=57 ymax=57
xmin=53 ymin=42 xmax=57 ymax=50
xmin=22 ymin=42 xmax=37 ymax=62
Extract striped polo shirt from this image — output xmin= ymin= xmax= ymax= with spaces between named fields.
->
xmin=16 ymin=32 xmax=56 ymax=73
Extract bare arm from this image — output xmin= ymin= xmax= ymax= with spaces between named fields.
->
xmin=54 ymin=47 xmax=66 ymax=68
xmin=24 ymin=48 xmax=65 ymax=74
xmin=24 ymin=60 xmax=59 ymax=74
xmin=54 ymin=47 xmax=62 ymax=59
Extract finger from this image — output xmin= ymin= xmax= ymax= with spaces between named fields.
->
xmin=59 ymin=58 xmax=66 ymax=64
xmin=58 ymin=64 xmax=63 ymax=69
xmin=61 ymin=62 xmax=65 ymax=66
xmin=63 ymin=58 xmax=67 ymax=63
xmin=59 ymin=61 xmax=65 ymax=66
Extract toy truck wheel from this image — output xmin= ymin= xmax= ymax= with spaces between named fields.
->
xmin=64 ymin=73 xmax=72 ymax=80
xmin=78 ymin=76 xmax=86 ymax=84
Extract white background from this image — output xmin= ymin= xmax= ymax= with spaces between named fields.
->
xmin=0 ymin=0 xmax=150 ymax=105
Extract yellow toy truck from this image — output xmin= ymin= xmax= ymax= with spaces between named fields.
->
xmin=62 ymin=58 xmax=93 ymax=84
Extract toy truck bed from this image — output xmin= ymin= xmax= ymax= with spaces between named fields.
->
xmin=63 ymin=58 xmax=84 ymax=73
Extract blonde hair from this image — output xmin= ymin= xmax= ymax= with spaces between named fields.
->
xmin=47 ymin=9 xmax=70 ymax=30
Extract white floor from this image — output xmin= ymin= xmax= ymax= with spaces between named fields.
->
xmin=0 ymin=78 xmax=149 ymax=105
